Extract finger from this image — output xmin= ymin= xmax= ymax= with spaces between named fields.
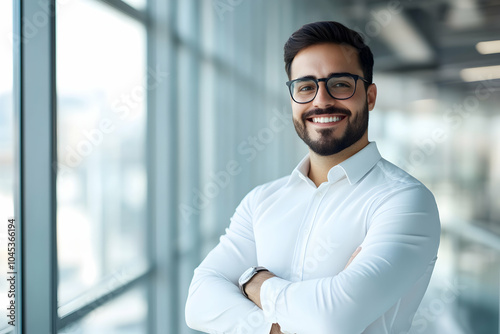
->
xmin=344 ymin=246 xmax=362 ymax=270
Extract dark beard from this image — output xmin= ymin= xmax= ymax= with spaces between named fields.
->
xmin=293 ymin=103 xmax=369 ymax=156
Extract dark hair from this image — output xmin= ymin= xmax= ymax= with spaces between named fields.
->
xmin=284 ymin=21 xmax=374 ymax=86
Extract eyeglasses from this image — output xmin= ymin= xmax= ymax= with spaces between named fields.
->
xmin=286 ymin=72 xmax=370 ymax=104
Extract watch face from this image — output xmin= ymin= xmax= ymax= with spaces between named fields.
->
xmin=239 ymin=266 xmax=267 ymax=297
xmin=240 ymin=267 xmax=257 ymax=284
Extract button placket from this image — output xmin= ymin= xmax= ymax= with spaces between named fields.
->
xmin=294 ymin=187 xmax=328 ymax=280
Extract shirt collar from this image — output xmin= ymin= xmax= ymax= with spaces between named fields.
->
xmin=288 ymin=154 xmax=313 ymax=186
xmin=336 ymin=142 xmax=381 ymax=185
xmin=287 ymin=142 xmax=382 ymax=187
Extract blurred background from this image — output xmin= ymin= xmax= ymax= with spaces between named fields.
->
xmin=1 ymin=0 xmax=500 ymax=333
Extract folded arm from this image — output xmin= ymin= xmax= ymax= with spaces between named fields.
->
xmin=186 ymin=185 xmax=440 ymax=334
xmin=254 ymin=186 xmax=440 ymax=334
xmin=185 ymin=187 xmax=274 ymax=334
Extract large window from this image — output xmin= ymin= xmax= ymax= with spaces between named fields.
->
xmin=55 ymin=0 xmax=149 ymax=331
xmin=17 ymin=0 xmax=153 ymax=333
xmin=56 ymin=0 xmax=148 ymax=308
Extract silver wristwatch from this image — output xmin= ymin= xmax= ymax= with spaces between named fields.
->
xmin=238 ymin=266 xmax=268 ymax=298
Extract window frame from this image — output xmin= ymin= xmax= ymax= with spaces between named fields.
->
xmin=14 ymin=0 xmax=171 ymax=333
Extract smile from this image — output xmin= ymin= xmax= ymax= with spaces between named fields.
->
xmin=311 ymin=116 xmax=345 ymax=123
xmin=307 ymin=115 xmax=347 ymax=124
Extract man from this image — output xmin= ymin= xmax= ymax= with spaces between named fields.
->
xmin=185 ymin=21 xmax=440 ymax=334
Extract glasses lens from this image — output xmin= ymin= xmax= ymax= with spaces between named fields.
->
xmin=291 ymin=79 xmax=317 ymax=103
xmin=327 ymin=76 xmax=356 ymax=99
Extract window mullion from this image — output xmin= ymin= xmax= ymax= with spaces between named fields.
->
xmin=18 ymin=0 xmax=58 ymax=333
xmin=147 ymin=0 xmax=179 ymax=332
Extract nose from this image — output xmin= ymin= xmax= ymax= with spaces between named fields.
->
xmin=313 ymin=81 xmax=335 ymax=109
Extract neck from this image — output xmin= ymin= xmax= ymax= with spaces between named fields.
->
xmin=308 ymin=134 xmax=369 ymax=187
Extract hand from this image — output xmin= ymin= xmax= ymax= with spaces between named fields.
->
xmin=344 ymin=246 xmax=362 ymax=270
xmin=257 ymin=249 xmax=360 ymax=334
xmin=270 ymin=323 xmax=284 ymax=334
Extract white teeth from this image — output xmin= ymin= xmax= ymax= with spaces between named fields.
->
xmin=312 ymin=116 xmax=342 ymax=123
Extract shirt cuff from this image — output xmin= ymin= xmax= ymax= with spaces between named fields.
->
xmin=260 ymin=276 xmax=291 ymax=324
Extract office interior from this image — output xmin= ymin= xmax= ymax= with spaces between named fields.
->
xmin=0 ymin=0 xmax=499 ymax=333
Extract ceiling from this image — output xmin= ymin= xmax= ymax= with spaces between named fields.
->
xmin=327 ymin=0 xmax=500 ymax=90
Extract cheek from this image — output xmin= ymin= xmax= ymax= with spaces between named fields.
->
xmin=352 ymin=88 xmax=367 ymax=104
xmin=291 ymin=104 xmax=308 ymax=120
xmin=339 ymin=96 xmax=365 ymax=115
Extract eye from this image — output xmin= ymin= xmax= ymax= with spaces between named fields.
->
xmin=328 ymin=77 xmax=354 ymax=90
xmin=295 ymin=81 xmax=316 ymax=93
xmin=299 ymin=84 xmax=315 ymax=91
xmin=332 ymin=81 xmax=351 ymax=88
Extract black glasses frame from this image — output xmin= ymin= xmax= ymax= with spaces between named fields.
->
xmin=285 ymin=72 xmax=370 ymax=104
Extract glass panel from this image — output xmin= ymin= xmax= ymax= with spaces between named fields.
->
xmin=0 ymin=0 xmax=15 ymax=331
xmin=56 ymin=0 xmax=148 ymax=306
xmin=58 ymin=284 xmax=148 ymax=334
xmin=370 ymin=74 xmax=500 ymax=333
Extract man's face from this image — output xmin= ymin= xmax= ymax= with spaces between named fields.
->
xmin=289 ymin=43 xmax=376 ymax=156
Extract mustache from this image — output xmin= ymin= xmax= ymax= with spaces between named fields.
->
xmin=302 ymin=106 xmax=351 ymax=121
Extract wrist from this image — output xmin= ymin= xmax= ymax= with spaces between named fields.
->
xmin=238 ymin=266 xmax=268 ymax=298
xmin=244 ymin=270 xmax=276 ymax=309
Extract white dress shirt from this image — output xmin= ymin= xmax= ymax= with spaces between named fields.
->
xmin=185 ymin=142 xmax=441 ymax=334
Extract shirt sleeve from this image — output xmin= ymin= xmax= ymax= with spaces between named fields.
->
xmin=260 ymin=185 xmax=441 ymax=334
xmin=185 ymin=186 xmax=274 ymax=334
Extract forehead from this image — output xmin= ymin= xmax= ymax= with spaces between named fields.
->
xmin=290 ymin=43 xmax=363 ymax=80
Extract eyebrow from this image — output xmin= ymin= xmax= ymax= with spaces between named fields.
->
xmin=294 ymin=72 xmax=354 ymax=81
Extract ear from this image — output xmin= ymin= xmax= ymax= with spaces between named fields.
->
xmin=366 ymin=83 xmax=377 ymax=111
